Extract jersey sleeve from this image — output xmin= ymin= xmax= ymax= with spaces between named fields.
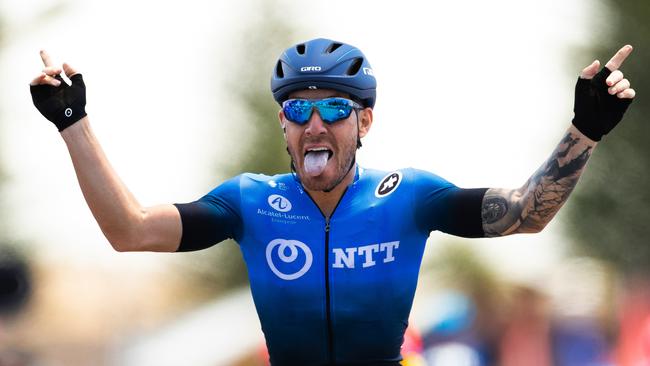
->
xmin=173 ymin=175 xmax=243 ymax=252
xmin=410 ymin=169 xmax=487 ymax=238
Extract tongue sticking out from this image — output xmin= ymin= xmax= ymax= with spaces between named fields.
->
xmin=304 ymin=151 xmax=329 ymax=176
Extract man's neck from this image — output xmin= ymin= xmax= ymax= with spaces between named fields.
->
xmin=305 ymin=164 xmax=357 ymax=218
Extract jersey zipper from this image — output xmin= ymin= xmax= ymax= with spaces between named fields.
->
xmin=324 ymin=217 xmax=334 ymax=365
xmin=303 ymin=188 xmax=349 ymax=365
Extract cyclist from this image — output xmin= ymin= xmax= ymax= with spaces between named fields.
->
xmin=30 ymin=38 xmax=635 ymax=365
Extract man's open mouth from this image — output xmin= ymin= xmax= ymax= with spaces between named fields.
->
xmin=304 ymin=147 xmax=333 ymax=160
xmin=303 ymin=147 xmax=333 ymax=176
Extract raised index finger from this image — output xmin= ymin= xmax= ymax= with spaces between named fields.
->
xmin=605 ymin=45 xmax=633 ymax=71
xmin=39 ymin=49 xmax=54 ymax=67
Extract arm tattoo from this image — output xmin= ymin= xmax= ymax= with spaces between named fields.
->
xmin=481 ymin=196 xmax=509 ymax=224
xmin=482 ymin=128 xmax=595 ymax=237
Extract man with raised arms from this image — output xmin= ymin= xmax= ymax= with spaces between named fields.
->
xmin=30 ymin=38 xmax=635 ymax=365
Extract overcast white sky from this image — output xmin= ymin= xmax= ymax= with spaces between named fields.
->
xmin=0 ymin=0 xmax=603 ymax=281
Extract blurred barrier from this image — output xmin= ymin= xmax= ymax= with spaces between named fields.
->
xmin=111 ymin=287 xmax=263 ymax=366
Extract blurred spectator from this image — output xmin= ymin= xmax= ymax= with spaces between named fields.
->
xmin=551 ymin=318 xmax=611 ymax=366
xmin=420 ymin=291 xmax=490 ymax=366
xmin=0 ymin=247 xmax=30 ymax=317
xmin=616 ymin=278 xmax=650 ymax=366
xmin=0 ymin=247 xmax=32 ymax=366
xmin=499 ymin=286 xmax=552 ymax=366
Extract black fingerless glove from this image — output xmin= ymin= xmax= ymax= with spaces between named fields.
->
xmin=572 ymin=67 xmax=633 ymax=141
xmin=30 ymin=74 xmax=87 ymax=131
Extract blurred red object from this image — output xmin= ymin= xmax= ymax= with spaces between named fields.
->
xmin=402 ymin=324 xmax=426 ymax=366
xmin=616 ymin=279 xmax=650 ymax=366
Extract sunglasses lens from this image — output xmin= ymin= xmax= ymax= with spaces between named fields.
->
xmin=318 ymin=98 xmax=353 ymax=123
xmin=283 ymin=99 xmax=312 ymax=124
xmin=283 ymin=98 xmax=357 ymax=125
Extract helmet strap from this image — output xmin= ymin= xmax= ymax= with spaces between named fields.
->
xmin=355 ymin=109 xmax=362 ymax=149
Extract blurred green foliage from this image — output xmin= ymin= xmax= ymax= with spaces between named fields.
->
xmin=427 ymin=243 xmax=502 ymax=295
xmin=0 ymin=0 xmax=67 ymax=240
xmin=179 ymin=0 xmax=301 ymax=297
xmin=221 ymin=1 xmax=295 ymax=177
xmin=0 ymin=4 xmax=68 ymax=316
xmin=566 ymin=1 xmax=650 ymax=275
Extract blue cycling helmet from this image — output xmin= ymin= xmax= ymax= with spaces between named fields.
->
xmin=271 ymin=38 xmax=377 ymax=108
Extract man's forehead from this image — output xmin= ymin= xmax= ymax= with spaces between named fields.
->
xmin=288 ymin=89 xmax=350 ymax=99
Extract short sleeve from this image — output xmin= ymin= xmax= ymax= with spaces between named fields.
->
xmin=173 ymin=175 xmax=243 ymax=252
xmin=411 ymin=169 xmax=487 ymax=238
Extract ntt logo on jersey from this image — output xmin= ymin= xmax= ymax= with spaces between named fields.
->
xmin=268 ymin=194 xmax=292 ymax=212
xmin=266 ymin=239 xmax=313 ymax=280
xmin=332 ymin=241 xmax=399 ymax=269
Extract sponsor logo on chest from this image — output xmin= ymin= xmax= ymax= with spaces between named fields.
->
xmin=266 ymin=239 xmax=400 ymax=280
xmin=331 ymin=241 xmax=399 ymax=269
xmin=257 ymin=194 xmax=311 ymax=223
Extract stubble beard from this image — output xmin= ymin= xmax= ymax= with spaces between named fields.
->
xmin=289 ymin=137 xmax=356 ymax=192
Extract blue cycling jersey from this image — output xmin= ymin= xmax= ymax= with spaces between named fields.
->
xmin=174 ymin=166 xmax=486 ymax=365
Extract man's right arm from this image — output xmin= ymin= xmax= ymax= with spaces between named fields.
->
xmin=30 ymin=50 xmax=182 ymax=252
xmin=61 ymin=117 xmax=182 ymax=252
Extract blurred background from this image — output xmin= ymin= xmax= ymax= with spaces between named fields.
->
xmin=0 ymin=0 xmax=648 ymax=365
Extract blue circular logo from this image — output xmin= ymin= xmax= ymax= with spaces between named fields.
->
xmin=268 ymin=194 xmax=292 ymax=212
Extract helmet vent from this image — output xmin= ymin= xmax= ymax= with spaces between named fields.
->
xmin=346 ymin=57 xmax=363 ymax=76
xmin=325 ymin=42 xmax=343 ymax=53
xmin=275 ymin=61 xmax=284 ymax=78
xmin=296 ymin=44 xmax=306 ymax=55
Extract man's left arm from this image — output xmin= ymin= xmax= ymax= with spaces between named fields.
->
xmin=482 ymin=45 xmax=636 ymax=237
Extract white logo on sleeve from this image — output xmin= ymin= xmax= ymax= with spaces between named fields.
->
xmin=375 ymin=171 xmax=403 ymax=198
xmin=268 ymin=194 xmax=292 ymax=212
xmin=64 ymin=108 xmax=72 ymax=117
xmin=266 ymin=239 xmax=313 ymax=280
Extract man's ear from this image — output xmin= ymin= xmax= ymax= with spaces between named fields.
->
xmin=358 ymin=108 xmax=373 ymax=138
xmin=278 ymin=109 xmax=287 ymax=138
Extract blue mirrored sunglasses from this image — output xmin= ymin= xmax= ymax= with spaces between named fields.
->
xmin=282 ymin=97 xmax=363 ymax=125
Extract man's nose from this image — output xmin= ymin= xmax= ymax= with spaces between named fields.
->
xmin=304 ymin=108 xmax=327 ymax=136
